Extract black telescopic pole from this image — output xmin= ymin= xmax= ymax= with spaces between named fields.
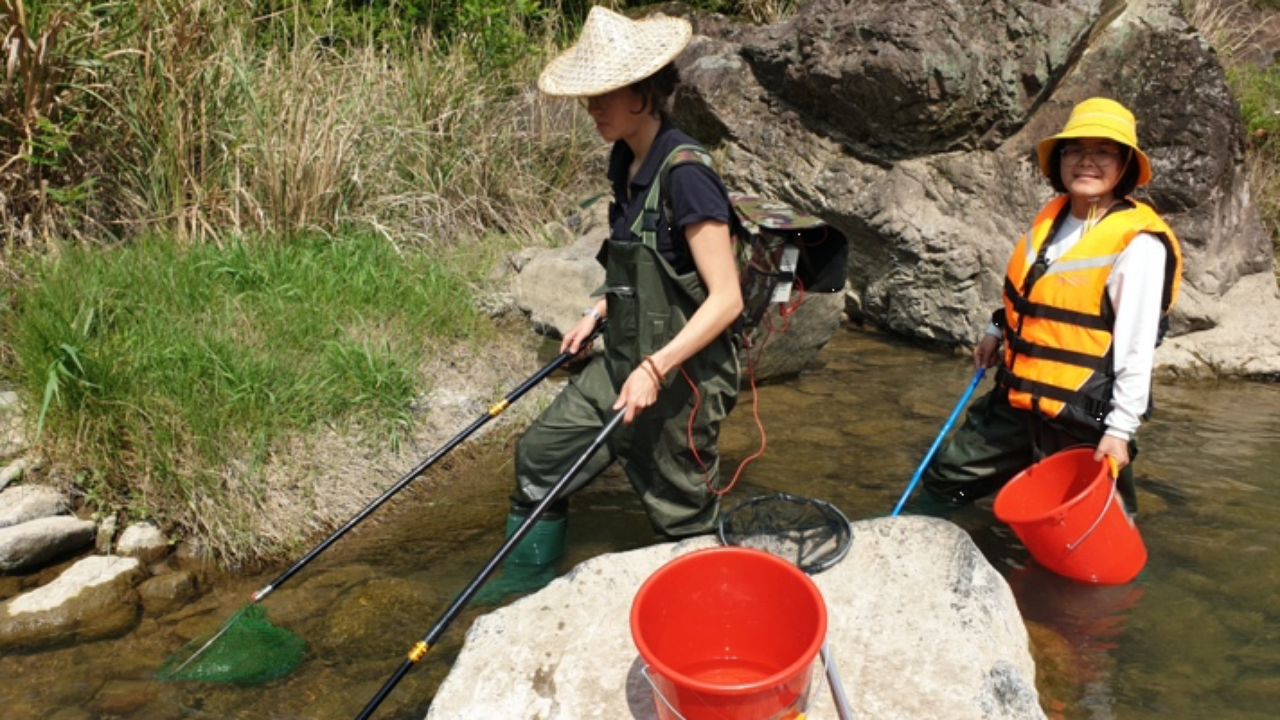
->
xmin=165 ymin=319 xmax=604 ymax=676
xmin=353 ymin=409 xmax=627 ymax=720
xmin=252 ymin=320 xmax=606 ymax=602
xmin=163 ymin=322 xmax=606 ymax=681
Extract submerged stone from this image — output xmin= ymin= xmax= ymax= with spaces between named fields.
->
xmin=0 ymin=555 xmax=143 ymax=650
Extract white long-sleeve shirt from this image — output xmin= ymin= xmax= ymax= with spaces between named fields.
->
xmin=988 ymin=212 xmax=1168 ymax=440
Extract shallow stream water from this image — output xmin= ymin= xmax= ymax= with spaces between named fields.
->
xmin=1 ymin=326 xmax=1277 ymax=719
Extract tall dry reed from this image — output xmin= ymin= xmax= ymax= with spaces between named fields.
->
xmin=3 ymin=1 xmax=599 ymax=251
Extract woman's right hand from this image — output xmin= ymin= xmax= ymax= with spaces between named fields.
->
xmin=974 ymin=333 xmax=1001 ymax=370
xmin=561 ymin=313 xmax=601 ymax=355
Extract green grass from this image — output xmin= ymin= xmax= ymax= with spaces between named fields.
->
xmin=1188 ymin=0 xmax=1280 ymax=264
xmin=3 ymin=233 xmax=488 ymax=536
xmin=1229 ymin=63 xmax=1280 ymax=138
xmin=2 ymin=0 xmax=600 ymax=249
xmin=1222 ymin=18 xmax=1280 ymax=262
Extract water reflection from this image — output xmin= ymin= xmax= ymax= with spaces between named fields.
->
xmin=1 ymin=326 xmax=1277 ymax=719
xmin=721 ymin=327 xmax=1280 ymax=720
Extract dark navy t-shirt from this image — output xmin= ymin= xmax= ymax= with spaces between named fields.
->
xmin=606 ymin=119 xmax=732 ymax=275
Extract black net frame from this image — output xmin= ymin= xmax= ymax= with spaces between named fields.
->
xmin=717 ymin=492 xmax=853 ymax=574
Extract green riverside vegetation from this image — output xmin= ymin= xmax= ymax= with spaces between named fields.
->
xmin=8 ymin=232 xmax=488 ymax=561
xmin=0 ymin=0 xmax=609 ymax=563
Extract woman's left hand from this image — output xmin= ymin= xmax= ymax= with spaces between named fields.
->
xmin=614 ymin=364 xmax=661 ymax=424
xmin=1095 ymin=434 xmax=1130 ymax=472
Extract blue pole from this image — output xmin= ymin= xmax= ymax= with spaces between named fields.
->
xmin=890 ymin=367 xmax=986 ymax=517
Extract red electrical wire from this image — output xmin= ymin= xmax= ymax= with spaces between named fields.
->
xmin=684 ymin=277 xmax=807 ymax=496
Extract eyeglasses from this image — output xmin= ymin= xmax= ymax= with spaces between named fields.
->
xmin=578 ymin=88 xmax=627 ymax=110
xmin=1060 ymin=145 xmax=1123 ymax=167
xmin=578 ymin=91 xmax=617 ymax=111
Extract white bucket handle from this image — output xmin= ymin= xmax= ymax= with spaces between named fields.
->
xmin=640 ymin=654 xmax=825 ymax=720
xmin=640 ymin=665 xmax=691 ymax=720
xmin=1065 ymin=472 xmax=1118 ymax=552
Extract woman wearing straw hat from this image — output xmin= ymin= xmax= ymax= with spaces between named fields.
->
xmin=481 ymin=6 xmax=743 ymax=600
xmin=920 ymin=97 xmax=1183 ymax=515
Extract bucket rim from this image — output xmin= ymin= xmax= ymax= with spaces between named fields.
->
xmin=994 ymin=447 xmax=1110 ymax=525
xmin=629 ymin=546 xmax=827 ymax=696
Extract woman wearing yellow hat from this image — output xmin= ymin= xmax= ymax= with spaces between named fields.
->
xmin=921 ymin=97 xmax=1183 ymax=515
xmin=481 ymin=7 xmax=743 ymax=600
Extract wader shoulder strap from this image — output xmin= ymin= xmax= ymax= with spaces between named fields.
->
xmin=629 ymin=144 xmax=714 ymax=249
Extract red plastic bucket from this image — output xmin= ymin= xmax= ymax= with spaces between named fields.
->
xmin=630 ymin=546 xmax=827 ymax=720
xmin=994 ymin=447 xmax=1146 ymax=585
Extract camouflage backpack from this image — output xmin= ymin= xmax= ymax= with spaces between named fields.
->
xmin=630 ymin=144 xmax=848 ymax=340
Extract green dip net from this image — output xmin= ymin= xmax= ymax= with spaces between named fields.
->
xmin=157 ymin=604 xmax=306 ymax=685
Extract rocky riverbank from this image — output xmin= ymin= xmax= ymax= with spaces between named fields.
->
xmin=0 ymin=323 xmax=561 ymax=652
xmin=0 ymin=389 xmax=213 ymax=650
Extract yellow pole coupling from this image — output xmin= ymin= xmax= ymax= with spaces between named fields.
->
xmin=408 ymin=641 xmax=431 ymax=663
xmin=488 ymin=398 xmax=510 ymax=417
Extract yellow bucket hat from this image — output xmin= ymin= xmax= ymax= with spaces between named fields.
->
xmin=1036 ymin=97 xmax=1152 ymax=186
xmin=538 ymin=7 xmax=692 ymax=98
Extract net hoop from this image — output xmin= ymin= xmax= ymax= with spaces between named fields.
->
xmin=717 ymin=492 xmax=853 ymax=575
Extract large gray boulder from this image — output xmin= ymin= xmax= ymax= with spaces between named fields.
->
xmin=669 ymin=0 xmax=1280 ymax=378
xmin=428 ymin=516 xmax=1043 ymax=720
xmin=513 ymin=234 xmax=610 ymax=339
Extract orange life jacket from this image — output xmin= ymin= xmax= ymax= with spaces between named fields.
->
xmin=998 ymin=196 xmax=1182 ymax=431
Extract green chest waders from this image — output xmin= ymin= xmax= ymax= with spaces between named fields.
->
xmin=485 ymin=238 xmax=739 ymax=603
xmin=512 ymin=236 xmax=740 ymax=539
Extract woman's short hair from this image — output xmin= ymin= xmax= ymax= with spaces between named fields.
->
xmin=1046 ymin=140 xmax=1142 ymax=198
xmin=628 ymin=63 xmax=680 ymax=118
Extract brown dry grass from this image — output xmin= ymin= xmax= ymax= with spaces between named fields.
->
xmin=0 ymin=2 xmax=599 ymax=252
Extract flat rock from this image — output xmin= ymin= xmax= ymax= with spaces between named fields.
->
xmin=137 ymin=570 xmax=199 ymax=616
xmin=427 ymin=516 xmax=1044 ymax=720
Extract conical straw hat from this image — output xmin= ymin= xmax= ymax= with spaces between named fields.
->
xmin=1036 ymin=97 xmax=1152 ymax=186
xmin=538 ymin=6 xmax=692 ymax=97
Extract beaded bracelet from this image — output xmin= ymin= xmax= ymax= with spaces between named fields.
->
xmin=643 ymin=356 xmax=666 ymax=384
xmin=639 ymin=362 xmax=661 ymax=385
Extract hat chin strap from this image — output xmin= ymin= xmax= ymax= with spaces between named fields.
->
xmin=1084 ymin=195 xmax=1117 ymax=234
xmin=1085 ymin=197 xmax=1102 ymax=232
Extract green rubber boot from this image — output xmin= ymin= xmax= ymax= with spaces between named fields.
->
xmin=474 ymin=512 xmax=567 ymax=605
